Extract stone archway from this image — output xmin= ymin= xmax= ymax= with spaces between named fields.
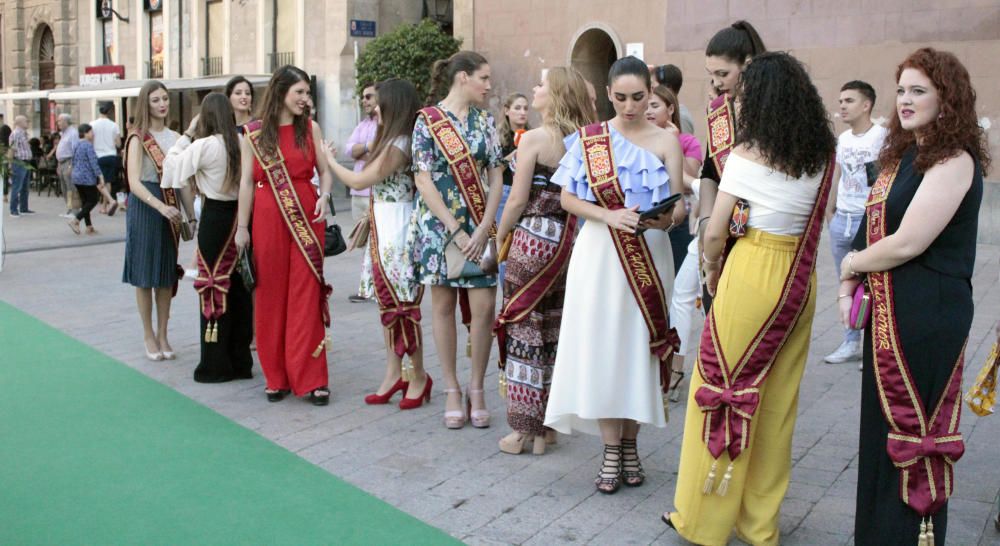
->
xmin=569 ymin=25 xmax=621 ymax=121
xmin=35 ymin=24 xmax=56 ymax=134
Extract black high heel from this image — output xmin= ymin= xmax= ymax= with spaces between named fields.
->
xmin=621 ymin=438 xmax=645 ymax=487
xmin=266 ymin=389 xmax=290 ymax=403
xmin=308 ymin=387 xmax=330 ymax=406
xmin=595 ymin=444 xmax=622 ymax=494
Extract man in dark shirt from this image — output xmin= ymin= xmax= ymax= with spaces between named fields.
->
xmin=0 ymin=113 xmax=11 ymax=197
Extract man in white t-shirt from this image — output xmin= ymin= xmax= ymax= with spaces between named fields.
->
xmin=825 ymin=80 xmax=888 ymax=365
xmin=90 ymin=102 xmax=122 ymax=212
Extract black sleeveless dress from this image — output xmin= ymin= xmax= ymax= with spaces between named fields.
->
xmin=852 ymin=146 xmax=983 ymax=546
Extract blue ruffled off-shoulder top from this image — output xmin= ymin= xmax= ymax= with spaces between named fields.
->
xmin=551 ymin=124 xmax=671 ymax=211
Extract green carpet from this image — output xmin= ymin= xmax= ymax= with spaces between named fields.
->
xmin=0 ymin=301 xmax=459 ymax=546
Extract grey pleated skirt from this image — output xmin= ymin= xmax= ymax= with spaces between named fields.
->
xmin=122 ymin=180 xmax=178 ymax=288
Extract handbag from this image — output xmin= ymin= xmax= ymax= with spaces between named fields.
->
xmin=849 ymin=280 xmax=871 ymax=330
xmin=965 ymin=342 xmax=999 ymax=416
xmin=179 ymin=219 xmax=195 ymax=242
xmin=347 ymin=214 xmax=371 ymax=251
xmin=323 ymin=195 xmax=348 ymax=257
xmin=237 ymin=246 xmax=256 ymax=291
xmin=444 ymin=229 xmax=497 ymax=280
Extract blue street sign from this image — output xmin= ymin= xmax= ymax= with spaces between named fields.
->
xmin=350 ymin=19 xmax=376 ymax=38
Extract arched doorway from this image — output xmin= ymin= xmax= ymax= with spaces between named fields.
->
xmin=36 ymin=24 xmax=56 ymax=135
xmin=570 ymin=27 xmax=619 ymax=121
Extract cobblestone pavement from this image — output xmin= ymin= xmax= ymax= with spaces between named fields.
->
xmin=2 ymin=194 xmax=999 ymax=545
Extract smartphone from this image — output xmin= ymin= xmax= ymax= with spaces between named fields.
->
xmin=638 ymin=193 xmax=683 ymax=222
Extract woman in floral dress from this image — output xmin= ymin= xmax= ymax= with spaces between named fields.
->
xmin=325 ymin=79 xmax=432 ymax=410
xmin=408 ymin=51 xmax=505 ymax=429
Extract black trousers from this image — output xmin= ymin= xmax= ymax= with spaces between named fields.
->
xmin=74 ymin=184 xmax=100 ymax=227
xmin=194 ymin=199 xmax=254 ymax=383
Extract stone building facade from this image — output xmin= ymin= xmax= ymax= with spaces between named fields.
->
xmin=453 ymin=0 xmax=1000 ymax=239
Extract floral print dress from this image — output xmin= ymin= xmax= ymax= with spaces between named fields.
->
xmin=359 ymin=136 xmax=420 ymax=302
xmin=406 ymin=104 xmax=503 ymax=288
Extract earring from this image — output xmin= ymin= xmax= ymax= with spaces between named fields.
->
xmin=938 ymin=113 xmax=944 ymax=120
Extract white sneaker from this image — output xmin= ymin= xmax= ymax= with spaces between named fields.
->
xmin=825 ymin=340 xmax=862 ymax=364
xmin=59 ymin=212 xmax=74 ymax=219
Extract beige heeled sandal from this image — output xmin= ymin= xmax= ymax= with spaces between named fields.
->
xmin=499 ymin=432 xmax=546 ymax=455
xmin=443 ymin=388 xmax=466 ymax=429
xmin=466 ymin=387 xmax=491 ymax=428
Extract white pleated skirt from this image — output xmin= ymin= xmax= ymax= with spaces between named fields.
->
xmin=543 ymin=219 xmax=674 ymax=436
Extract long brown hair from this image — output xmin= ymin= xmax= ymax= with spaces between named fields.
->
xmin=427 ymin=51 xmax=488 ymax=105
xmin=651 ymin=85 xmax=682 ymax=130
xmin=879 ymin=48 xmax=991 ymax=174
xmin=194 ymin=93 xmax=241 ymax=193
xmin=498 ymin=92 xmax=528 ymax=149
xmin=255 ymin=65 xmax=312 ymax=157
xmin=369 ymin=78 xmax=421 ymax=162
xmin=132 ymin=80 xmax=168 ymax=137
xmin=544 ymin=67 xmax=595 ymax=137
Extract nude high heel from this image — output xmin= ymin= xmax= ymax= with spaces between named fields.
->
xmin=466 ymin=387 xmax=490 ymax=428
xmin=443 ymin=388 xmax=466 ymax=429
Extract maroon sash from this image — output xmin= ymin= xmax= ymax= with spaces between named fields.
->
xmin=418 ymin=106 xmax=496 ymax=235
xmin=244 ymin=120 xmax=332 ymax=341
xmin=126 ymin=131 xmax=185 ymax=296
xmin=493 ymin=214 xmax=578 ymax=368
xmin=578 ymin=122 xmax=679 ymax=366
xmin=865 ymin=163 xmax=964 ymax=525
xmin=193 ymin=217 xmax=239 ymax=343
xmin=369 ymin=194 xmax=424 ymax=357
xmin=695 ymin=156 xmax=834 ymax=494
xmin=706 ymin=94 xmax=735 ymax=176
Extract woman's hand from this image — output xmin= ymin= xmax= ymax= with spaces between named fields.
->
xmin=604 ymin=205 xmax=640 ymax=233
xmin=185 ymin=115 xmax=199 ymax=137
xmin=235 ymin=226 xmax=250 ymax=251
xmin=313 ymin=194 xmax=330 ymax=223
xmin=321 ymin=139 xmax=337 ymax=169
xmin=705 ymin=267 xmax=721 ymax=296
xmin=462 ymin=225 xmax=490 ymax=262
xmin=159 ymin=204 xmax=182 ymax=224
xmin=640 ymin=212 xmax=672 ymax=231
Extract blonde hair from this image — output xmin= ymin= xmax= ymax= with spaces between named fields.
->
xmin=544 ymin=67 xmax=596 ymax=137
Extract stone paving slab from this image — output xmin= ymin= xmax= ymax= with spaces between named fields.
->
xmin=2 ymin=193 xmax=1000 ymax=545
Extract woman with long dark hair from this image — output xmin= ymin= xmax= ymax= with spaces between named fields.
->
xmin=841 ymin=48 xmax=987 ymax=546
xmin=494 ymin=92 xmax=530 ymax=284
xmin=235 ymin=65 xmax=335 ymax=405
xmin=663 ymin=52 xmax=836 ymax=546
xmin=225 ymin=75 xmax=255 ymax=130
xmin=323 ymin=78 xmax=432 ymax=409
xmin=122 ymin=81 xmax=189 ymax=361
xmin=407 ymin=51 xmax=505 ymax=429
xmin=163 ymin=93 xmax=252 ymax=383
xmin=494 ymin=67 xmax=594 ymax=455
xmin=544 ymin=56 xmax=686 ymax=492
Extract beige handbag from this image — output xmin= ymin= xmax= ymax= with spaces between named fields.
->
xmin=965 ymin=342 xmax=999 ymax=416
xmin=347 ymin=214 xmax=370 ymax=251
xmin=444 ymin=229 xmax=496 ymax=280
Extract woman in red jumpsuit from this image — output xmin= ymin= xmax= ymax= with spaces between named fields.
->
xmin=235 ymin=65 xmax=335 ymax=405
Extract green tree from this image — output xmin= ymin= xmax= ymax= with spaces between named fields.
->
xmin=355 ymin=19 xmax=461 ymax=102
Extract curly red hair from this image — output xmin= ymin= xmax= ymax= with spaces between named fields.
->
xmin=879 ymin=48 xmax=991 ymax=174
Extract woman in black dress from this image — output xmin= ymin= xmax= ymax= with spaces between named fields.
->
xmin=838 ymin=48 xmax=988 ymax=546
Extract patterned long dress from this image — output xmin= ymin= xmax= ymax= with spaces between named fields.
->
xmin=406 ymin=104 xmax=503 ymax=289
xmin=503 ymin=164 xmax=575 ymax=436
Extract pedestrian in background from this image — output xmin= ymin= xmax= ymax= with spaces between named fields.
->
xmin=91 ymin=102 xmax=122 ymax=214
xmin=68 ymin=123 xmax=116 ymax=235
xmin=345 ymin=81 xmax=378 ymax=303
xmin=7 ymin=115 xmax=34 ymax=217
xmin=54 ymin=113 xmax=80 ymax=218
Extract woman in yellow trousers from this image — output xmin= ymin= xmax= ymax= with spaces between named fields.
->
xmin=662 ymin=52 xmax=836 ymax=546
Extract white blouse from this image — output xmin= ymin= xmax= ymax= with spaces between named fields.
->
xmin=718 ymin=152 xmax=822 ymax=236
xmin=161 ymin=134 xmax=238 ymax=201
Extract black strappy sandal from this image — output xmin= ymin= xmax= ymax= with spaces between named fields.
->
xmin=621 ymin=438 xmax=645 ymax=487
xmin=265 ymin=389 xmax=290 ymax=402
xmin=661 ymin=512 xmax=677 ymax=530
xmin=668 ymin=370 xmax=686 ymax=403
xmin=595 ymin=444 xmax=622 ymax=494
xmin=308 ymin=387 xmax=330 ymax=406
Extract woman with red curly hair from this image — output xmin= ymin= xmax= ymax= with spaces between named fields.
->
xmin=838 ymin=48 xmax=988 ymax=546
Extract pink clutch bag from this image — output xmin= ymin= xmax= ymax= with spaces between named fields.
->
xmin=850 ymin=282 xmax=870 ymax=330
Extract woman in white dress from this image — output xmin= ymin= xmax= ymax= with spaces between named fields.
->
xmin=324 ymin=79 xmax=432 ymax=409
xmin=544 ymin=56 xmax=686 ymax=494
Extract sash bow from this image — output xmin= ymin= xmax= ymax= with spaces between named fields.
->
xmin=695 ymin=385 xmax=761 ymax=419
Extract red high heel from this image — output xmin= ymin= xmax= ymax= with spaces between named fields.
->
xmin=399 ymin=375 xmax=433 ymax=410
xmin=364 ymin=378 xmax=407 ymax=405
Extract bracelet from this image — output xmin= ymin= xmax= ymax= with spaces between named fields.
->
xmin=847 ymin=251 xmax=859 ymax=277
xmin=702 ymin=252 xmax=722 ymax=264
xmin=838 ymin=294 xmax=852 ymax=300
xmin=237 ymin=224 xmax=249 ymax=229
